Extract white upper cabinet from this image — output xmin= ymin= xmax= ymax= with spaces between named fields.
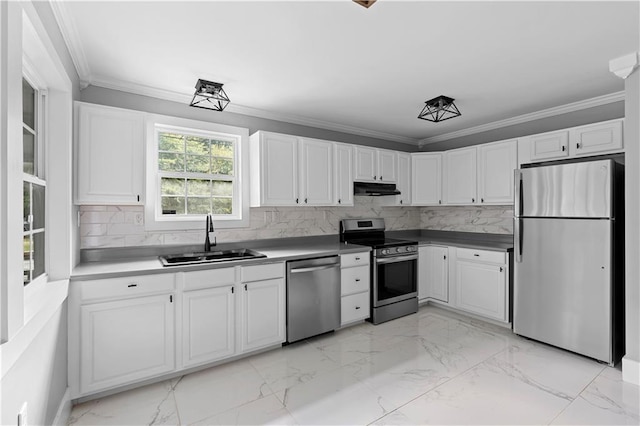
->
xmin=477 ymin=139 xmax=518 ymax=205
xmin=570 ymin=119 xmax=623 ymax=156
xmin=75 ymin=102 xmax=144 ymax=205
xmin=354 ymin=146 xmax=397 ymax=183
xmin=444 ymin=147 xmax=477 ymax=205
xmin=528 ymin=130 xmax=570 ymax=162
xmin=334 ymin=143 xmax=354 ymax=206
xmin=299 ymin=138 xmax=334 ymax=205
xmin=250 ymin=131 xmax=299 ymax=206
xmin=395 ymin=153 xmax=411 ymax=205
xmin=411 ymin=153 xmax=442 ymax=206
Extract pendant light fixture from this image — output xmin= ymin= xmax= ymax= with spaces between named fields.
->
xmin=353 ymin=0 xmax=377 ymax=8
xmin=190 ymin=79 xmax=230 ymax=112
xmin=418 ymin=95 xmax=461 ymax=123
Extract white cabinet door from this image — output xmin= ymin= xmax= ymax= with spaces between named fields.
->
xmin=570 ymin=119 xmax=623 ymax=156
xmin=354 ymin=146 xmax=377 ymax=182
xmin=257 ymin=132 xmax=299 ymax=206
xmin=341 ymin=292 xmax=369 ymax=325
xmin=454 ymin=260 xmax=506 ymax=321
xmin=182 ymin=286 xmax=235 ymax=368
xmin=80 ymin=294 xmax=175 ymax=394
xmin=377 ymin=149 xmax=398 ymax=183
xmin=418 ymin=246 xmax=448 ymax=302
xmin=411 ymin=153 xmax=442 ymax=205
xmin=240 ymin=278 xmax=286 ymax=353
xmin=528 ymin=130 xmax=570 ymax=161
xmin=396 ymin=153 xmax=411 ymax=205
xmin=478 ymin=139 xmax=518 ymax=205
xmin=75 ymin=102 xmax=144 ymax=205
xmin=334 ymin=143 xmax=354 ymax=206
xmin=299 ymin=138 xmax=333 ymax=205
xmin=444 ymin=147 xmax=477 ymax=205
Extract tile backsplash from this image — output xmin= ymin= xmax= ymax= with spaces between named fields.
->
xmin=79 ymin=200 xmax=513 ymax=249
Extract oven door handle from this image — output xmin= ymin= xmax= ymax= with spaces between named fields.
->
xmin=376 ymin=254 xmax=418 ymax=264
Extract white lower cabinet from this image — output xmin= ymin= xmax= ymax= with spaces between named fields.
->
xmin=79 ymin=293 xmax=175 ymax=395
xmin=340 ymin=251 xmax=370 ymax=326
xmin=418 ymin=245 xmax=449 ymax=303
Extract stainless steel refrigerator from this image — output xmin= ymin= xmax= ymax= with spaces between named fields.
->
xmin=513 ymin=158 xmax=624 ymax=365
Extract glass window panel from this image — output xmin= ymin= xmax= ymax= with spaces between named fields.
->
xmin=187 ymin=179 xmax=211 ymax=196
xmin=22 ymin=78 xmax=35 ymax=129
xmin=211 ymin=140 xmax=234 ymax=158
xmin=211 ymin=158 xmax=233 ymax=175
xmin=23 ymin=128 xmax=35 ymax=175
xmin=161 ymin=196 xmax=185 ymax=215
xmin=161 ymin=177 xmax=185 ymax=196
xmin=185 ymin=155 xmax=210 ymax=173
xmin=23 ymin=182 xmax=30 ymax=232
xmin=212 ymin=180 xmax=233 ymax=197
xmin=23 ymin=235 xmax=32 ymax=285
xmin=32 ymin=183 xmax=45 ymax=230
xmin=185 ymin=136 xmax=210 ymax=155
xmin=187 ymin=198 xmax=211 ymax=215
xmin=159 ymin=152 xmax=185 ymax=172
xmin=158 ymin=132 xmax=184 ymax=153
xmin=32 ymin=231 xmax=45 ymax=280
xmin=212 ymin=198 xmax=232 ymax=215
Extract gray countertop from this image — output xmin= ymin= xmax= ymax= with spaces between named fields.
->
xmin=72 ymin=231 xmax=513 ymax=280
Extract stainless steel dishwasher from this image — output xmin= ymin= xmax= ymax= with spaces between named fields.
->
xmin=286 ymin=256 xmax=341 ymax=343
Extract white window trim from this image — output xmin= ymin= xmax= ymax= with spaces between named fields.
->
xmin=145 ymin=114 xmax=250 ymax=231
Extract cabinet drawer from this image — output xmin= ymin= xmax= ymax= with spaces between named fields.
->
xmin=456 ymin=248 xmax=506 ymax=264
xmin=341 ymin=292 xmax=369 ymax=325
xmin=340 ymin=252 xmax=370 ymax=268
xmin=241 ymin=262 xmax=284 ymax=282
xmin=184 ymin=267 xmax=236 ymax=291
xmin=80 ymin=273 xmax=175 ymax=302
xmin=341 ymin=266 xmax=370 ymax=295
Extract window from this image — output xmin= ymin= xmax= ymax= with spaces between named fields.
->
xmin=22 ymin=77 xmax=46 ymax=286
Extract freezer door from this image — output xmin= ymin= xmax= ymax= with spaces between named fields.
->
xmin=519 ymin=160 xmax=612 ymax=218
xmin=514 ymin=218 xmax=612 ymax=363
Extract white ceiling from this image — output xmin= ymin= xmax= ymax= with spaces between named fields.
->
xmin=52 ymin=0 xmax=639 ymax=145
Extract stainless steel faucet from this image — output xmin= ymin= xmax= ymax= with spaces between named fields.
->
xmin=204 ymin=214 xmax=216 ymax=251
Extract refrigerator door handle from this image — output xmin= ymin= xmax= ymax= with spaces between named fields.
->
xmin=514 ymin=169 xmax=523 ymax=218
xmin=514 ymin=217 xmax=523 ymax=263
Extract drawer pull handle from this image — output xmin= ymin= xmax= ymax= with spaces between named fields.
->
xmin=127 ymin=283 xmax=138 ymax=288
xmin=355 ymin=257 xmax=360 ymax=261
xmin=473 ymin=254 xmax=480 ymax=257
xmin=355 ymin=306 xmax=361 ymax=310
xmin=355 ymin=278 xmax=361 ymax=282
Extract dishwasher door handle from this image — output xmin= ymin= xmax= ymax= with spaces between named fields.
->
xmin=289 ymin=264 xmax=340 ymax=274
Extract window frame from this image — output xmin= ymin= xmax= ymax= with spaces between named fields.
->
xmin=144 ymin=114 xmax=250 ymax=231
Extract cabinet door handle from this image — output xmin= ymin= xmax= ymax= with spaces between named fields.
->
xmin=127 ymin=283 xmax=138 ymax=288
xmin=481 ymin=198 xmax=484 ymax=203
xmin=373 ymin=175 xmax=377 ymax=180
xmin=400 ymin=200 xmax=403 ymax=204
xmin=169 ymin=295 xmax=173 ymax=303
xmin=244 ymin=284 xmax=248 ymax=291
xmin=499 ymin=267 xmax=504 ymax=272
xmin=472 ymin=198 xmax=475 ymax=203
xmin=305 ymin=198 xmax=308 ymax=204
xmin=438 ymin=200 xmax=442 ymax=204
xmin=355 ymin=278 xmax=361 ymax=282
xmin=355 ymin=306 xmax=361 ymax=310
xmin=576 ymin=143 xmax=581 ymax=149
xmin=380 ymin=176 xmax=383 ymax=181
xmin=231 ymin=287 xmax=234 ymax=293
xmin=562 ymin=145 xmax=566 ymax=152
xmin=296 ymin=198 xmax=299 ymax=204
xmin=338 ymin=199 xmax=341 ymax=204
xmin=137 ymin=195 xmax=140 ymax=202
xmin=443 ymin=255 xmax=447 ymax=260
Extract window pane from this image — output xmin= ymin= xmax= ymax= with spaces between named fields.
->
xmin=185 ymin=155 xmax=210 ymax=173
xmin=187 ymin=179 xmax=210 ymax=196
xmin=32 ymin=231 xmax=45 ymax=280
xmin=211 ymin=158 xmax=233 ymax=175
xmin=22 ymin=78 xmax=35 ymax=130
xmin=161 ymin=196 xmax=185 ymax=215
xmin=211 ymin=140 xmax=233 ymax=158
xmin=187 ymin=198 xmax=210 ymax=214
xmin=23 ymin=235 xmax=31 ymax=285
xmin=159 ymin=152 xmax=185 ymax=172
xmin=23 ymin=128 xmax=35 ymax=174
xmin=158 ymin=132 xmax=184 ymax=153
xmin=212 ymin=180 xmax=233 ymax=197
xmin=23 ymin=182 xmax=30 ymax=232
xmin=212 ymin=198 xmax=232 ymax=215
xmin=185 ymin=136 xmax=210 ymax=155
xmin=32 ymin=183 xmax=45 ymax=230
xmin=161 ymin=178 xmax=185 ymax=196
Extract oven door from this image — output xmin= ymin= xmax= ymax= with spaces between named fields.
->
xmin=373 ymin=254 xmax=418 ymax=307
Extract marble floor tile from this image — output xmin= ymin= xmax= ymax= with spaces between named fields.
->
xmin=68 ymin=380 xmax=178 ymax=425
xmin=190 ymin=394 xmax=296 ymax=426
xmin=310 ymin=330 xmax=410 ymax=366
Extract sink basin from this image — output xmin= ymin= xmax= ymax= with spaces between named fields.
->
xmin=159 ymin=248 xmax=266 ymax=266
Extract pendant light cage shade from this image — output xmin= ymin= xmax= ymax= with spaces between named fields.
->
xmin=190 ymin=79 xmax=230 ymax=111
xmin=418 ymin=95 xmax=461 ymax=122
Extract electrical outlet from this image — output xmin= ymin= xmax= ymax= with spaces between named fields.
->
xmin=134 ymin=212 xmax=144 ymax=226
xmin=17 ymin=402 xmax=27 ymax=426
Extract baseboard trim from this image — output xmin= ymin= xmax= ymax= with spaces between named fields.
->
xmin=52 ymin=387 xmax=72 ymax=426
xmin=622 ymin=356 xmax=640 ymax=385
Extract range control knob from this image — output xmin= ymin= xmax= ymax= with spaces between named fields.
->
xmin=381 ymin=249 xmax=390 ymax=255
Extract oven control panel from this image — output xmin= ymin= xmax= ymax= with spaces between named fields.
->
xmin=379 ymin=245 xmax=417 ymax=256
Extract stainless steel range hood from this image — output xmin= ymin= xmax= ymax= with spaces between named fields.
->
xmin=354 ymin=182 xmax=401 ymax=196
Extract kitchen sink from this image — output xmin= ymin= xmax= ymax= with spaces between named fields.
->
xmin=159 ymin=248 xmax=266 ymax=266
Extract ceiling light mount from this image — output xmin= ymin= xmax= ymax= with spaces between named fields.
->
xmin=418 ymin=95 xmax=461 ymax=123
xmin=353 ymin=0 xmax=377 ymax=9
xmin=190 ymin=79 xmax=230 ymax=112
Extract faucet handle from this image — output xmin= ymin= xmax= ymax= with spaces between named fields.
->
xmin=208 ymin=214 xmax=214 ymax=232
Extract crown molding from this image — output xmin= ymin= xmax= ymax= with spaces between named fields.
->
xmin=49 ymin=0 xmax=92 ymax=86
xmin=609 ymin=52 xmax=639 ymax=79
xmin=88 ymin=76 xmax=420 ymax=145
xmin=418 ymin=91 xmax=625 ymax=146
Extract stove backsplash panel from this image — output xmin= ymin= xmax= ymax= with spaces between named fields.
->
xmin=421 ymin=205 xmax=513 ymax=234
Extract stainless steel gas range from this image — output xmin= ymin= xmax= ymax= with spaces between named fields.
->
xmin=340 ymin=218 xmax=418 ymax=324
